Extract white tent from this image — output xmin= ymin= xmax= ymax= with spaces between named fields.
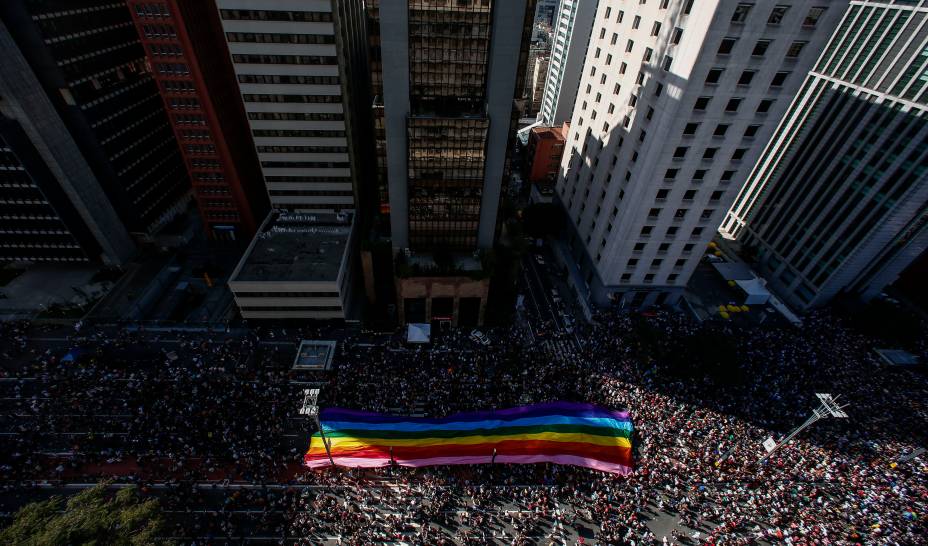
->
xmin=406 ymin=323 xmax=431 ymax=344
xmin=735 ymin=279 xmax=771 ymax=305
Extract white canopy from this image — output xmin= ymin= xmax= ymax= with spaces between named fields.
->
xmin=406 ymin=323 xmax=431 ymax=344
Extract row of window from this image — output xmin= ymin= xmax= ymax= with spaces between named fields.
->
xmin=231 ymin=54 xmax=337 ymax=66
xmin=731 ymin=3 xmax=827 ymax=28
xmin=247 ymin=112 xmax=344 ymax=122
xmin=257 ymin=146 xmax=348 ymax=154
xmin=237 ymin=74 xmax=340 ymax=86
xmin=252 ymin=129 xmax=346 ymax=138
xmin=242 ymin=94 xmax=342 ymax=104
xmin=220 ymin=9 xmax=333 ymax=23
xmin=226 ymin=32 xmax=335 ymax=45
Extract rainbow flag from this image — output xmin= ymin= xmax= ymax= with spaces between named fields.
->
xmin=304 ymin=401 xmax=633 ymax=474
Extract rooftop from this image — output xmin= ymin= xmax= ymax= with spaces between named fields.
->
xmin=231 ymin=211 xmax=353 ymax=284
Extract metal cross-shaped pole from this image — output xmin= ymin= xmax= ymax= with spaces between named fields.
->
xmin=759 ymin=393 xmax=849 ymax=463
xmin=300 ymin=388 xmax=335 ymax=467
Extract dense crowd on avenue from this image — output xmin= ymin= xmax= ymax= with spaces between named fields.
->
xmin=0 ymin=304 xmax=926 ymax=544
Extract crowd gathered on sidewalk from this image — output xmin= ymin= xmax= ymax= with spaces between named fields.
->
xmin=0 ymin=306 xmax=926 ymax=544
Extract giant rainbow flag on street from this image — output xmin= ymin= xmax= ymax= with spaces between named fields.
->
xmin=304 ymin=401 xmax=633 ymax=474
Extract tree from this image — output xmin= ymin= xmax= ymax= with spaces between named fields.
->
xmin=0 ymin=482 xmax=168 ymax=545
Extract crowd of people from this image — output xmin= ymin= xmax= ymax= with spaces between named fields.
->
xmin=0 ymin=301 xmax=926 ymax=544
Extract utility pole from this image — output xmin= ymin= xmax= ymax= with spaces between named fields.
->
xmin=759 ymin=393 xmax=848 ymax=463
xmin=299 ymin=388 xmax=335 ymax=467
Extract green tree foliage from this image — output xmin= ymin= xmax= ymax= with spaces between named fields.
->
xmin=0 ymin=482 xmax=168 ymax=546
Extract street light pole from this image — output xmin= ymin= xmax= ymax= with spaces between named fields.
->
xmin=299 ymin=388 xmax=335 ymax=467
xmin=759 ymin=393 xmax=848 ymax=463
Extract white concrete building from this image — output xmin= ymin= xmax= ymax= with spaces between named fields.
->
xmin=538 ymin=0 xmax=598 ymax=126
xmin=555 ymin=0 xmax=847 ymax=309
xmin=215 ymin=0 xmax=365 ymax=212
xmin=722 ymin=0 xmax=928 ymax=311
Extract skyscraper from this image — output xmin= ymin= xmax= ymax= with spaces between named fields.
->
xmin=215 ymin=0 xmax=370 ymax=215
xmin=371 ymin=0 xmax=535 ymax=327
xmin=217 ymin=0 xmax=372 ymax=321
xmin=0 ymin=20 xmax=135 ymax=265
xmin=722 ymin=0 xmax=928 ymax=311
xmin=127 ymin=0 xmax=270 ymax=241
xmin=555 ymin=0 xmax=846 ymax=309
xmin=537 ymin=0 xmax=598 ymax=126
xmin=0 ymin=0 xmax=192 ymax=239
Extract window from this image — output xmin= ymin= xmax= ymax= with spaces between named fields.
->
xmin=655 ymin=83 xmax=664 ymax=96
xmin=752 ymin=40 xmax=772 ymax=56
xmin=648 ymin=208 xmax=662 ymax=218
xmin=721 ymin=170 xmax=736 ymax=182
xmin=646 ymin=107 xmax=654 ymax=120
xmin=606 ymin=54 xmax=613 ymax=65
xmin=683 ymin=243 xmax=695 ymax=253
xmin=684 ymin=0 xmax=694 ymax=14
xmin=668 ymin=274 xmax=679 ymax=282
xmin=718 ymin=37 xmax=738 ymax=55
xmin=744 ymin=124 xmax=761 ymax=138
xmin=650 ymin=258 xmax=663 ymax=268
xmin=804 ymin=7 xmax=826 ymax=28
xmin=703 ymin=148 xmax=718 ymax=160
xmin=706 ymin=68 xmax=724 ymax=84
xmin=771 ymin=71 xmax=790 ymax=87
xmin=618 ymin=10 xmax=624 ymax=23
xmin=620 ymin=62 xmax=628 ymax=74
xmin=675 ymin=209 xmax=688 ymax=219
xmin=656 ymin=189 xmax=670 ymax=200
xmin=786 ymin=41 xmax=807 ymax=58
xmin=757 ymin=99 xmax=775 ymax=113
xmin=665 ymin=168 xmax=679 ymax=179
xmin=738 ymin=70 xmax=756 ymax=86
xmin=633 ymin=15 xmax=641 ymax=29
xmin=691 ymin=227 xmax=704 ymax=237
xmin=605 ymin=7 xmax=612 ymax=18
xmin=601 ymin=74 xmax=607 ymax=84
xmin=683 ymin=189 xmax=697 ymax=201
xmin=634 ymin=242 xmax=647 ymax=252
xmin=732 ymin=3 xmax=753 ymax=23
xmin=662 ymin=55 xmax=674 ymax=71
xmin=732 ymin=148 xmax=747 ymax=161
xmin=693 ymin=169 xmax=707 ymax=181
xmin=608 ymin=103 xmax=615 ymax=114
xmin=627 ymin=259 xmax=639 ymax=268
xmin=641 ymin=226 xmax=654 ymax=236
xmin=683 ymin=122 xmax=700 ymax=135
xmin=621 ymin=273 xmax=632 ymax=282
xmin=658 ymin=243 xmax=671 ymax=253
xmin=651 ymin=22 xmax=661 ymax=36
xmin=768 ymin=5 xmax=789 ymax=25
xmin=601 ymin=28 xmax=607 ymax=40
xmin=713 ymin=124 xmax=730 ymax=137
xmin=671 ymin=27 xmax=683 ymax=44
xmin=636 ymin=72 xmax=646 ymax=85
xmin=701 ymin=209 xmax=715 ymax=220
xmin=629 ymin=94 xmax=638 ymax=107
xmin=673 ymin=146 xmax=689 ymax=159
xmin=614 ymin=83 xmax=621 ymax=95
xmin=644 ymin=274 xmax=655 ymax=283
xmin=694 ymin=96 xmax=711 ymax=110
xmin=710 ymin=190 xmax=725 ymax=201
xmin=666 ymin=226 xmax=679 ymax=237
xmin=726 ymin=98 xmax=743 ymax=112
xmin=644 ymin=47 xmax=654 ymax=62
xmin=626 ymin=39 xmax=635 ymax=53
xmin=675 ymin=258 xmax=687 ymax=267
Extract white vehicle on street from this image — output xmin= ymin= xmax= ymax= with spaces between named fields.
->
xmin=470 ymin=330 xmax=490 ymax=346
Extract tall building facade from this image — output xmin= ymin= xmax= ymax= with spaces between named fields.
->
xmin=215 ymin=0 xmax=370 ymax=215
xmin=127 ymin=0 xmax=270 ymax=241
xmin=379 ymin=0 xmax=533 ymax=251
xmin=0 ymin=0 xmax=191 ymax=239
xmin=556 ymin=0 xmax=846 ymax=309
xmin=538 ymin=0 xmax=598 ymax=126
xmin=218 ymin=0 xmax=371 ymax=321
xmin=723 ymin=0 xmax=928 ymax=311
xmin=0 ymin=20 xmax=135 ymax=265
xmin=369 ymin=0 xmax=535 ymax=326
